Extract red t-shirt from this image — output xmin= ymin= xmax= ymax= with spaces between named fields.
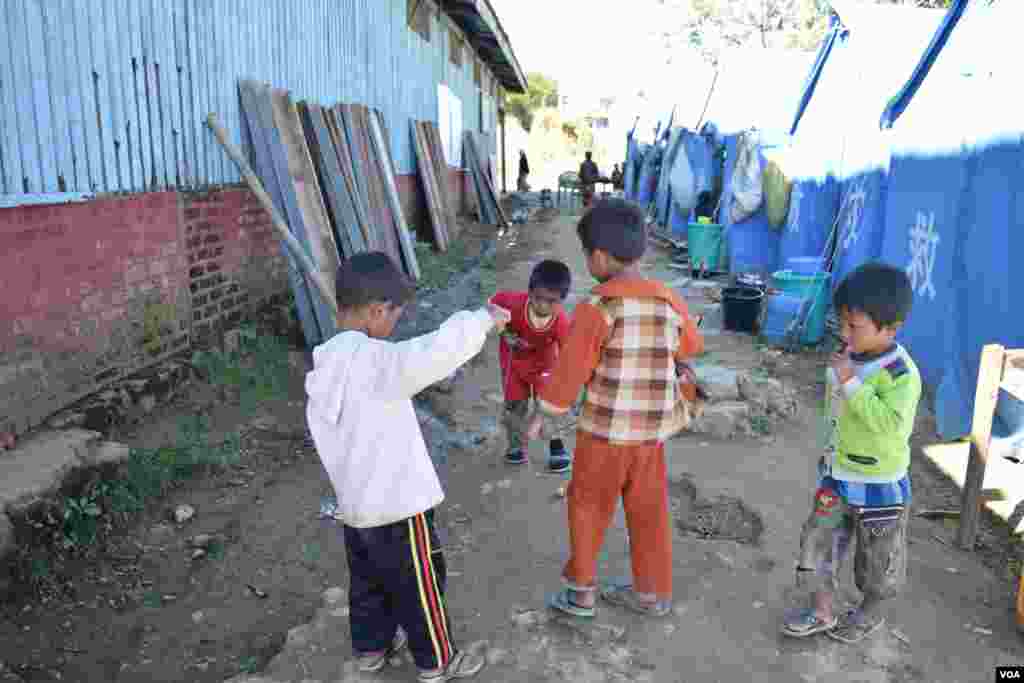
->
xmin=491 ymin=291 xmax=570 ymax=385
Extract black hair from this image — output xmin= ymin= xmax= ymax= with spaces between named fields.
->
xmin=528 ymin=260 xmax=572 ymax=298
xmin=576 ymin=197 xmax=647 ymax=264
xmin=334 ymin=251 xmax=415 ymax=312
xmin=833 ymin=261 xmax=913 ymax=329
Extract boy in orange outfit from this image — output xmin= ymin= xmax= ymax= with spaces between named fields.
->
xmin=526 ymin=198 xmax=704 ymax=618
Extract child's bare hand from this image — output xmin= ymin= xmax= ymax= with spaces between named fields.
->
xmin=524 ymin=414 xmax=544 ymax=441
xmin=830 ymin=349 xmax=854 ymax=384
xmin=486 ymin=302 xmax=511 ymax=331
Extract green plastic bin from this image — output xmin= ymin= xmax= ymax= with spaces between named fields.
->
xmin=687 ymin=222 xmax=727 ymax=272
xmin=771 ymin=270 xmax=832 ymax=345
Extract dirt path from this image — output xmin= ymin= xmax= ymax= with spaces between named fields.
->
xmin=1 ymin=208 xmax=1021 ymax=683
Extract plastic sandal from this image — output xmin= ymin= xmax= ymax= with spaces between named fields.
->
xmin=357 ymin=627 xmax=408 ymax=672
xmin=781 ymin=608 xmax=838 ymax=638
xmin=826 ymin=609 xmax=885 ymax=644
xmin=547 ymin=588 xmax=596 ymax=618
xmin=599 ymin=582 xmax=671 ymax=617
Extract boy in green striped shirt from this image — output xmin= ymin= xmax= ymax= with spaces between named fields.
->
xmin=782 ymin=262 xmax=921 ymax=644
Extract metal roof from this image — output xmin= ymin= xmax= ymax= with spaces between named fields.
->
xmin=442 ymin=0 xmax=527 ymax=93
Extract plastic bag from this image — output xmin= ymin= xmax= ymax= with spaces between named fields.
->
xmin=762 ymin=148 xmax=793 ymax=230
xmin=669 ymin=142 xmax=697 ymax=214
xmin=728 ymin=131 xmax=764 ymax=224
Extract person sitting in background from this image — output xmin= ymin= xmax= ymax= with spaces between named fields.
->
xmin=610 ymin=164 xmax=623 ymax=190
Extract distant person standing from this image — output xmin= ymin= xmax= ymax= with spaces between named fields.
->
xmin=579 ymin=152 xmax=600 ymax=208
xmin=610 ymin=164 xmax=623 ymax=191
xmin=518 ymin=150 xmax=531 ymax=192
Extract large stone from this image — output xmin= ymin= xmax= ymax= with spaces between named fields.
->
xmin=694 ymin=364 xmax=741 ymax=402
xmin=0 ymin=429 xmax=103 ymax=511
xmin=738 ymin=374 xmax=785 ymax=409
xmin=83 ymin=441 xmax=132 ymax=467
xmin=692 ymin=401 xmax=749 ymax=440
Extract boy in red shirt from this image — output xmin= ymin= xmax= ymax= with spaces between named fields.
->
xmin=490 ymin=260 xmax=573 ymax=472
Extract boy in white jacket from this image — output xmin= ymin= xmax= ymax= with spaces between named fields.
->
xmin=305 ymin=252 xmax=509 ymax=682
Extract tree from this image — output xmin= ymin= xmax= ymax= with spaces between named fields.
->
xmin=504 ymin=72 xmax=559 ymax=132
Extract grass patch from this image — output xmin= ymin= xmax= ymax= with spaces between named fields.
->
xmin=414 ymin=240 xmax=475 ymax=293
xmin=15 ymin=328 xmax=291 ymax=590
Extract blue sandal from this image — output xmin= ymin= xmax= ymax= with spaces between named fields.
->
xmin=547 ymin=589 xmax=595 ymax=618
xmin=781 ymin=608 xmax=838 ymax=637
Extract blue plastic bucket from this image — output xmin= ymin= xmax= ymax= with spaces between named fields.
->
xmin=770 ymin=270 xmax=833 ymax=345
xmin=787 ymin=256 xmax=825 ymax=275
xmin=688 ymin=222 xmax=726 ymax=272
xmin=760 ymin=294 xmax=803 ymax=346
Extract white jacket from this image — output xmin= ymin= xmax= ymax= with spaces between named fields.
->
xmin=305 ymin=309 xmax=494 ymax=528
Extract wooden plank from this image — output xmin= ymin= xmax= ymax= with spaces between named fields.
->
xmin=369 ymin=112 xmax=420 ymax=280
xmin=411 ymin=121 xmax=448 ymax=250
xmin=356 ymin=105 xmax=403 ymax=268
xmin=298 ymin=102 xmax=355 ymax=260
xmin=958 ymin=344 xmax=1007 ymax=549
xmin=324 ymin=107 xmax=370 ymax=253
xmin=424 ymin=122 xmax=457 ymax=238
xmin=269 ymin=88 xmax=341 ymax=338
xmin=333 ymin=105 xmax=377 ymax=252
xmin=238 ymin=80 xmax=322 ymax=347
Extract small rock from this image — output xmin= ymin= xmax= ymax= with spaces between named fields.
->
xmin=692 ymin=401 xmax=749 ymax=439
xmin=189 ymin=534 xmax=214 ymax=549
xmin=224 ymin=329 xmax=242 ymax=354
xmin=946 ymin=567 xmax=959 ymax=574
xmin=664 ymin=623 xmax=677 ymax=636
xmin=753 ymin=601 xmax=766 ymax=609
xmin=480 ymin=483 xmax=494 ymax=495
xmin=322 ymin=586 xmax=346 ymax=605
xmin=496 ymin=479 xmax=511 ymax=489
xmin=191 ymin=610 xmax=205 ymax=624
xmin=173 ymin=504 xmax=195 ymax=524
xmin=971 ymin=626 xmax=993 ymax=636
xmin=138 ymin=395 xmax=157 ymax=415
xmin=191 ymin=549 xmax=207 ymax=561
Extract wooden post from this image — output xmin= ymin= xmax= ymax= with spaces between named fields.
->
xmin=205 ymin=113 xmax=338 ymax=321
xmin=958 ymin=344 xmax=1006 ymax=549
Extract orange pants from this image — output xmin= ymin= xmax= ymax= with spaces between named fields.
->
xmin=563 ymin=431 xmax=673 ymax=600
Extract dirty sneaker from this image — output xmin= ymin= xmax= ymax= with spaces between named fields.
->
xmin=417 ymin=651 xmax=485 ymax=681
xmin=356 ymin=627 xmax=408 ymax=672
xmin=504 ymin=449 xmax=527 ymax=465
xmin=548 ymin=439 xmax=572 ymax=473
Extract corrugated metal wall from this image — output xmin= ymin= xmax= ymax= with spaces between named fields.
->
xmin=0 ymin=0 xmax=498 ymax=198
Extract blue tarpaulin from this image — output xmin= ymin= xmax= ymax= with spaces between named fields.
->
xmin=717 ymin=134 xmax=781 ymax=274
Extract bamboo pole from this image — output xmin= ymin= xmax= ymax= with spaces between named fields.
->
xmin=206 ymin=113 xmax=338 ymax=321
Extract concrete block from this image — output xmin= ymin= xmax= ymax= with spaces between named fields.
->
xmin=692 ymin=401 xmax=749 ymax=440
xmin=0 ymin=428 xmax=103 ymax=511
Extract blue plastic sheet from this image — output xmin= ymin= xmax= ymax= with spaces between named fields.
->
xmin=880 ymin=151 xmax=968 ymax=403
xmin=776 ymin=174 xmax=840 ymax=267
xmin=637 ymin=145 xmax=662 ymax=208
xmin=717 ymin=134 xmax=781 ymax=274
xmin=831 ymin=169 xmax=888 ymax=285
xmin=949 ymin=138 xmax=1024 ymax=440
xmin=656 ymin=129 xmax=685 ymax=226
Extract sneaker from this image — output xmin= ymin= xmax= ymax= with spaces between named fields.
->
xmin=504 ymin=449 xmax=527 ymax=465
xmin=548 ymin=441 xmax=572 ymax=473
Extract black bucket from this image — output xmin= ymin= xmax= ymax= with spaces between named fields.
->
xmin=722 ymin=286 xmax=764 ymax=334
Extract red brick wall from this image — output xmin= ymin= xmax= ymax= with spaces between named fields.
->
xmin=0 ymin=176 xmax=457 ymax=437
xmin=182 ymin=189 xmax=288 ymax=345
xmin=0 ymin=188 xmax=286 ymax=437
